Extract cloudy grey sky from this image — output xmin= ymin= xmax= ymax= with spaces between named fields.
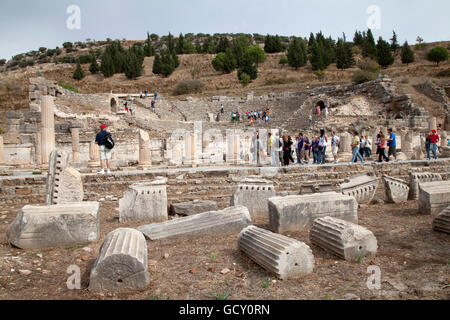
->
xmin=0 ymin=0 xmax=449 ymax=60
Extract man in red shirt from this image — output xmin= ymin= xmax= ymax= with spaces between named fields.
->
xmin=428 ymin=129 xmax=440 ymax=160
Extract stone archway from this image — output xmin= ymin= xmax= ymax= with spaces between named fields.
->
xmin=316 ymin=100 xmax=326 ymax=111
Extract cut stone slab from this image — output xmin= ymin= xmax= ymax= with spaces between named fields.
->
xmin=137 ymin=206 xmax=252 ymax=241
xmin=89 ymin=228 xmax=150 ymax=293
xmin=268 ymin=192 xmax=358 ymax=233
xmin=382 ymin=175 xmax=410 ymax=203
xmin=409 ymin=172 xmax=442 ymax=200
xmin=238 ymin=226 xmax=315 ymax=280
xmin=419 ymin=181 xmax=450 ymax=215
xmin=433 ymin=206 xmax=450 ymax=234
xmin=169 ymin=200 xmax=218 ymax=216
xmin=7 ymin=202 xmax=100 ymax=250
xmin=339 ymin=173 xmax=379 ymax=204
xmin=119 ymin=179 xmax=168 ymax=223
xmin=230 ymin=178 xmax=276 ymax=219
xmin=310 ymin=216 xmax=377 ymax=262
xmin=46 ymin=149 xmax=83 ymax=205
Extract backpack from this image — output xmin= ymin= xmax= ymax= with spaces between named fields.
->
xmin=104 ymin=133 xmax=115 ymax=150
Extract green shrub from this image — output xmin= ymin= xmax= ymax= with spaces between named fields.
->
xmin=357 ymin=59 xmax=381 ymax=73
xmin=427 ymin=46 xmax=449 ymax=66
xmin=173 ymin=80 xmax=205 ymax=95
xmin=352 ymin=70 xmax=377 ymax=84
xmin=314 ymin=70 xmax=325 ymax=80
xmin=279 ymin=56 xmax=288 ymax=65
xmin=77 ymin=54 xmax=92 ymax=64
xmin=58 ymin=81 xmax=78 ymax=93
xmin=73 ymin=62 xmax=85 ymax=80
xmin=264 ymin=77 xmax=297 ymax=86
xmin=239 ymin=72 xmax=251 ymax=87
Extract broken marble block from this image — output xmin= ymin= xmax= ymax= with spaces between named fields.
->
xmin=46 ymin=149 xmax=83 ymax=205
xmin=238 ymin=226 xmax=315 ymax=280
xmin=230 ymin=178 xmax=276 ymax=219
xmin=409 ymin=172 xmax=442 ymax=200
xmin=382 ymin=175 xmax=410 ymax=203
xmin=169 ymin=200 xmax=218 ymax=216
xmin=433 ymin=206 xmax=450 ymax=234
xmin=268 ymin=192 xmax=358 ymax=233
xmin=310 ymin=216 xmax=377 ymax=262
xmin=339 ymin=173 xmax=379 ymax=204
xmin=7 ymin=202 xmax=100 ymax=250
xmin=119 ymin=179 xmax=168 ymax=223
xmin=89 ymin=228 xmax=150 ymax=293
xmin=419 ymin=181 xmax=450 ymax=215
xmin=137 ymin=206 xmax=252 ymax=240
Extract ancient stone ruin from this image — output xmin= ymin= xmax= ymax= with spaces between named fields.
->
xmin=238 ymin=226 xmax=315 ymax=280
xmin=310 ymin=217 xmax=377 ymax=262
xmin=339 ymin=173 xmax=379 ymax=205
xmin=89 ymin=228 xmax=150 ymax=293
xmin=419 ymin=181 xmax=450 ymax=215
xmin=119 ymin=179 xmax=168 ymax=223
xmin=382 ymin=175 xmax=410 ymax=203
xmin=170 ymin=200 xmax=218 ymax=216
xmin=433 ymin=206 xmax=450 ymax=234
xmin=409 ymin=172 xmax=442 ymax=200
xmin=268 ymin=192 xmax=358 ymax=233
xmin=230 ymin=178 xmax=276 ymax=219
xmin=7 ymin=202 xmax=100 ymax=250
xmin=137 ymin=206 xmax=252 ymax=240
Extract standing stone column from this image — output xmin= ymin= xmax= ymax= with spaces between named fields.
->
xmin=88 ymin=141 xmax=100 ymax=167
xmin=139 ymin=130 xmax=151 ymax=167
xmin=41 ymin=96 xmax=55 ymax=164
xmin=429 ymin=117 xmax=437 ymax=131
xmin=70 ymin=127 xmax=81 ymax=164
xmin=441 ymin=131 xmax=448 ymax=147
xmin=35 ymin=131 xmax=42 ymax=165
xmin=339 ymin=132 xmax=353 ymax=161
xmin=0 ymin=135 xmax=4 ymax=164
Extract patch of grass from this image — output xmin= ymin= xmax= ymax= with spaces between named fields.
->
xmin=325 ymin=293 xmax=333 ymax=300
xmin=205 ymin=291 xmax=230 ymax=300
xmin=26 ymin=252 xmax=42 ymax=257
xmin=357 ymin=255 xmax=363 ymax=264
xmin=58 ymin=81 xmax=78 ymax=93
xmin=352 ymin=70 xmax=378 ymax=85
xmin=210 ymin=253 xmax=217 ymax=260
xmin=66 ymin=244 xmax=83 ymax=251
xmin=173 ymin=80 xmax=205 ymax=96
xmin=264 ymin=77 xmax=297 ymax=86
xmin=262 ymin=279 xmax=270 ymax=289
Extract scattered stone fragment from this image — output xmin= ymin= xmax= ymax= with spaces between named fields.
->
xmin=433 ymin=206 xmax=450 ymax=234
xmin=382 ymin=175 xmax=409 ymax=203
xmin=231 ymin=178 xmax=276 ymax=219
xmin=339 ymin=173 xmax=379 ymax=204
xmin=419 ymin=181 xmax=450 ymax=215
xmin=170 ymin=200 xmax=218 ymax=217
xmin=221 ymin=268 xmax=231 ymax=275
xmin=409 ymin=172 xmax=442 ymax=200
xmin=19 ymin=270 xmax=32 ymax=276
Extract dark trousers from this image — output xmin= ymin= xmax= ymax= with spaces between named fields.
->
xmin=378 ymin=148 xmax=389 ymax=162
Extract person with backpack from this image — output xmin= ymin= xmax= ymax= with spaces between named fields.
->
xmin=95 ymin=124 xmax=114 ymax=175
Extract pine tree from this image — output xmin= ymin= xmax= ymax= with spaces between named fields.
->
xmin=362 ymin=29 xmax=377 ymax=59
xmin=100 ymin=50 xmax=115 ymax=77
xmin=176 ymin=33 xmax=185 ymax=54
xmin=89 ymin=55 xmax=99 ymax=74
xmin=212 ymin=49 xmax=236 ymax=73
xmin=310 ymin=41 xmax=325 ymax=71
xmin=427 ymin=46 xmax=449 ymax=66
xmin=144 ymin=32 xmax=155 ymax=57
xmin=247 ymin=45 xmax=266 ymax=66
xmin=124 ymin=47 xmax=144 ymax=79
xmin=376 ymin=37 xmax=395 ymax=68
xmin=336 ymin=39 xmax=355 ymax=69
xmin=152 ymin=53 xmax=162 ymax=74
xmin=73 ymin=62 xmax=85 ymax=80
xmin=390 ymin=31 xmax=399 ymax=52
xmin=401 ymin=41 xmax=415 ymax=65
xmin=353 ymin=31 xmax=364 ymax=46
xmin=168 ymin=32 xmax=175 ymax=54
xmin=287 ymin=37 xmax=307 ymax=69
xmin=237 ymin=52 xmax=257 ymax=81
xmin=216 ymin=36 xmax=231 ymax=53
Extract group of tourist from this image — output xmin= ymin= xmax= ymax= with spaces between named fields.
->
xmin=139 ymin=89 xmax=158 ymax=100
xmin=246 ymin=108 xmax=271 ymax=125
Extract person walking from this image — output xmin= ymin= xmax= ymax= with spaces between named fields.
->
xmin=282 ymin=136 xmax=293 ymax=166
xmin=95 ymin=124 xmax=113 ymax=175
xmin=365 ymin=136 xmax=372 ymax=158
xmin=316 ymin=105 xmax=321 ymax=116
xmin=427 ymin=129 xmax=440 ymax=160
xmin=128 ymin=102 xmax=133 ymax=116
xmin=318 ymin=129 xmax=328 ymax=164
xmin=154 ymin=90 xmax=158 ymax=100
xmin=378 ymin=134 xmax=389 ymax=162
xmin=425 ymin=135 xmax=432 ymax=160
xmin=151 ymin=100 xmax=156 ymax=112
xmin=297 ymin=134 xmax=306 ymax=165
xmin=351 ymin=130 xmax=365 ymax=163
xmin=331 ymin=131 xmax=340 ymax=164
xmin=387 ymin=128 xmax=397 ymax=161
xmin=312 ymin=137 xmax=320 ymax=164
xmin=304 ymin=137 xmax=311 ymax=164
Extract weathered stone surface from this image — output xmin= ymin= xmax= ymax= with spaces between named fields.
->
xmin=137 ymin=206 xmax=252 ymax=240
xmin=231 ymin=178 xmax=276 ymax=219
xmin=433 ymin=206 xmax=450 ymax=234
xmin=268 ymin=192 xmax=358 ymax=233
xmin=409 ymin=172 xmax=442 ymax=200
xmin=310 ymin=216 xmax=377 ymax=262
xmin=6 ymin=202 xmax=100 ymax=250
xmin=89 ymin=228 xmax=149 ymax=293
xmin=170 ymin=200 xmax=218 ymax=216
xmin=238 ymin=226 xmax=315 ymax=280
xmin=382 ymin=175 xmax=410 ymax=203
xmin=46 ymin=150 xmax=83 ymax=205
xmin=119 ymin=179 xmax=168 ymax=223
xmin=339 ymin=173 xmax=379 ymax=204
xmin=419 ymin=181 xmax=450 ymax=215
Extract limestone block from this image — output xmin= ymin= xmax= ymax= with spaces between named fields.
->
xmin=6 ymin=202 xmax=100 ymax=250
xmin=238 ymin=226 xmax=315 ymax=280
xmin=409 ymin=172 xmax=442 ymax=200
xmin=119 ymin=179 xmax=168 ymax=223
xmin=169 ymin=200 xmax=218 ymax=216
xmin=339 ymin=173 xmax=379 ymax=204
xmin=137 ymin=206 xmax=252 ymax=240
xmin=231 ymin=178 xmax=276 ymax=219
xmin=433 ymin=206 xmax=450 ymax=234
xmin=89 ymin=228 xmax=150 ymax=293
xmin=419 ymin=181 xmax=450 ymax=215
xmin=382 ymin=175 xmax=410 ymax=203
xmin=268 ymin=192 xmax=358 ymax=233
xmin=310 ymin=217 xmax=377 ymax=262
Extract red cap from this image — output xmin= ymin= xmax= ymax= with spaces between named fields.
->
xmin=432 ymin=129 xmax=437 ymax=132
xmin=100 ymin=124 xmax=107 ymax=129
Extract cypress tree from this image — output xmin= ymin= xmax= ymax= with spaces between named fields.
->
xmin=287 ymin=37 xmax=307 ymax=69
xmin=176 ymin=33 xmax=185 ymax=54
xmin=73 ymin=62 xmax=85 ymax=80
xmin=401 ymin=41 xmax=415 ymax=65
xmin=376 ymin=37 xmax=395 ymax=68
xmin=216 ymin=36 xmax=231 ymax=53
xmin=362 ymin=29 xmax=377 ymax=59
xmin=353 ymin=31 xmax=364 ymax=46
xmin=100 ymin=50 xmax=115 ymax=77
xmin=152 ymin=53 xmax=162 ymax=74
xmin=390 ymin=31 xmax=399 ymax=52
xmin=237 ymin=51 xmax=257 ymax=81
xmin=89 ymin=55 xmax=99 ymax=74
xmin=310 ymin=41 xmax=325 ymax=71
xmin=144 ymin=32 xmax=155 ymax=57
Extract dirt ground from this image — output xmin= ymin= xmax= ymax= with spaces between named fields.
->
xmin=0 ymin=200 xmax=448 ymax=300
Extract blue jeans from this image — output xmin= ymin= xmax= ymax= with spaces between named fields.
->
xmin=320 ymin=146 xmax=326 ymax=164
xmin=426 ymin=143 xmax=431 ymax=160
xmin=313 ymin=150 xmax=319 ymax=164
xmin=431 ymin=143 xmax=438 ymax=160
xmin=352 ymin=147 xmax=364 ymax=163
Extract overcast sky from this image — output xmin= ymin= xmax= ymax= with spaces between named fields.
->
xmin=0 ymin=0 xmax=449 ymax=60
